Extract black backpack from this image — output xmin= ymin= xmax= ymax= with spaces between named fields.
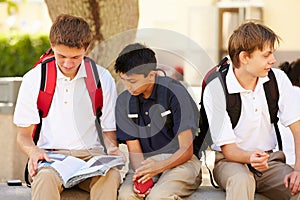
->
xmin=194 ymin=57 xmax=281 ymax=187
xmin=196 ymin=57 xmax=281 ymax=153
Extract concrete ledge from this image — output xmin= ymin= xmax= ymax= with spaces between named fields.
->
xmin=0 ymin=184 xmax=270 ymax=200
xmin=0 ymin=184 xmax=89 ymax=200
xmin=188 ymin=186 xmax=270 ymax=200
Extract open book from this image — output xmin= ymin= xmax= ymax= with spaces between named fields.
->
xmin=38 ymin=152 xmax=125 ymax=188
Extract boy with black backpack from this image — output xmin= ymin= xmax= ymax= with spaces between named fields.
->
xmin=13 ymin=14 xmax=123 ymax=200
xmin=201 ymin=21 xmax=300 ymax=200
xmin=115 ymin=43 xmax=202 ymax=199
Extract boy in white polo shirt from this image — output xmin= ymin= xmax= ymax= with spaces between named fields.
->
xmin=13 ymin=14 xmax=122 ymax=200
xmin=203 ymin=22 xmax=300 ymax=200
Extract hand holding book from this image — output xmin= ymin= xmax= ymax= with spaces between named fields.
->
xmin=38 ymin=152 xmax=125 ymax=188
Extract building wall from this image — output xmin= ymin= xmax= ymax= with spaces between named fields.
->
xmin=138 ymin=0 xmax=300 ymax=68
xmin=0 ymin=0 xmax=51 ymax=34
xmin=263 ymin=0 xmax=300 ymax=51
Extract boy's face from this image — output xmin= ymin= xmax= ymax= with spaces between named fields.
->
xmin=52 ymin=45 xmax=86 ymax=79
xmin=119 ymin=72 xmax=155 ymax=98
xmin=243 ymin=45 xmax=276 ymax=78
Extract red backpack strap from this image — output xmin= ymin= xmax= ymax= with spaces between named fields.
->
xmin=37 ymin=58 xmax=57 ymax=118
xmin=84 ymin=57 xmax=103 ymax=119
xmin=33 ymin=48 xmax=53 ymax=68
xmin=32 ymin=58 xmax=57 ymax=143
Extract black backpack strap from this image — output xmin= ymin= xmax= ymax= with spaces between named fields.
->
xmin=217 ymin=60 xmax=241 ymax=129
xmin=264 ymin=69 xmax=281 ymax=150
xmin=226 ymin=93 xmax=241 ymax=129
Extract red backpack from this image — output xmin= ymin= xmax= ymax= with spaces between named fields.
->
xmin=31 ymin=48 xmax=103 ymax=144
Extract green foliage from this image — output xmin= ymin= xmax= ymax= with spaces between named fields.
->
xmin=0 ymin=34 xmax=50 ymax=77
xmin=0 ymin=0 xmax=27 ymax=15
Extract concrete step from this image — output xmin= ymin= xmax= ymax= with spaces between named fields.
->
xmin=0 ymin=183 xmax=270 ymax=200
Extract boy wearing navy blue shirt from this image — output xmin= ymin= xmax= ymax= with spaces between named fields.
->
xmin=115 ymin=43 xmax=201 ymax=199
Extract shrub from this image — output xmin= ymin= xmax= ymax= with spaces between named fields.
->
xmin=0 ymin=34 xmax=50 ymax=77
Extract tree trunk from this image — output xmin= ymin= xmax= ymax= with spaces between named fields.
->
xmin=44 ymin=0 xmax=139 ymax=80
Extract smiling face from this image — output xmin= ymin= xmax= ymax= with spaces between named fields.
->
xmin=52 ymin=45 xmax=86 ymax=79
xmin=119 ymin=71 xmax=155 ymax=98
xmin=242 ymin=44 xmax=277 ymax=78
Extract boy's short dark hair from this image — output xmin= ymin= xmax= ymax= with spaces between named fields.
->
xmin=279 ymin=59 xmax=300 ymax=87
xmin=115 ymin=43 xmax=157 ymax=77
xmin=49 ymin=14 xmax=92 ymax=49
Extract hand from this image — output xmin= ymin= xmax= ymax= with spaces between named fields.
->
xmin=284 ymin=170 xmax=300 ymax=196
xmin=28 ymin=147 xmax=51 ymax=177
xmin=249 ymin=151 xmax=269 ymax=172
xmin=107 ymin=146 xmax=127 ymax=162
xmin=133 ymin=158 xmax=162 ymax=183
xmin=133 ymin=182 xmax=151 ymax=198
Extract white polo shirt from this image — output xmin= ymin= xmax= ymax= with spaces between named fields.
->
xmin=13 ymin=59 xmax=117 ymax=150
xmin=203 ymin=63 xmax=300 ymax=152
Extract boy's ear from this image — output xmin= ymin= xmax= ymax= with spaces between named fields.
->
xmin=239 ymin=51 xmax=249 ymax=65
xmin=148 ymin=71 xmax=156 ymax=81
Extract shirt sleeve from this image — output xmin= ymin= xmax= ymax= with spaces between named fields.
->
xmin=203 ymin=78 xmax=236 ymax=147
xmin=275 ymin=69 xmax=300 ymax=126
xmin=97 ymin=66 xmax=117 ymax=131
xmin=13 ymin=66 xmax=41 ymax=127
xmin=115 ymin=91 xmax=138 ymax=142
xmin=169 ymin=82 xmax=199 ymax=135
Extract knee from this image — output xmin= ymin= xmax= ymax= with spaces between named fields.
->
xmin=147 ymin=189 xmax=168 ymax=200
xmin=147 ymin=192 xmax=177 ymax=200
xmin=227 ymin=171 xmax=255 ymax=187
xmin=108 ymin=168 xmax=121 ymax=185
xmin=92 ymin=168 xmax=121 ymax=189
xmin=109 ymin=168 xmax=121 ymax=178
xmin=117 ymin=183 xmax=135 ymax=200
xmin=32 ymin=168 xmax=62 ymax=192
xmin=117 ymin=191 xmax=136 ymax=200
xmin=33 ymin=168 xmax=60 ymax=184
xmin=147 ymin=192 xmax=159 ymax=200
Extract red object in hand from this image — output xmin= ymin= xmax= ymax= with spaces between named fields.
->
xmin=134 ymin=178 xmax=154 ymax=194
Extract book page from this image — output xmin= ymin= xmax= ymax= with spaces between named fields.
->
xmin=38 ymin=152 xmax=86 ymax=185
xmin=38 ymin=153 xmax=125 ymax=188
xmin=70 ymin=155 xmax=125 ymax=178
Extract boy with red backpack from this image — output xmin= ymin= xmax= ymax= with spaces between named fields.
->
xmin=13 ymin=14 xmax=122 ymax=200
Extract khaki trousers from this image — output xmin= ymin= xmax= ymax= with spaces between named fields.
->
xmin=118 ymin=154 xmax=202 ymax=200
xmin=214 ymin=151 xmax=300 ymax=200
xmin=31 ymin=148 xmax=121 ymax=200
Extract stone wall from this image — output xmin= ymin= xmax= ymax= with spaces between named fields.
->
xmin=0 ymin=114 xmax=28 ymax=182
